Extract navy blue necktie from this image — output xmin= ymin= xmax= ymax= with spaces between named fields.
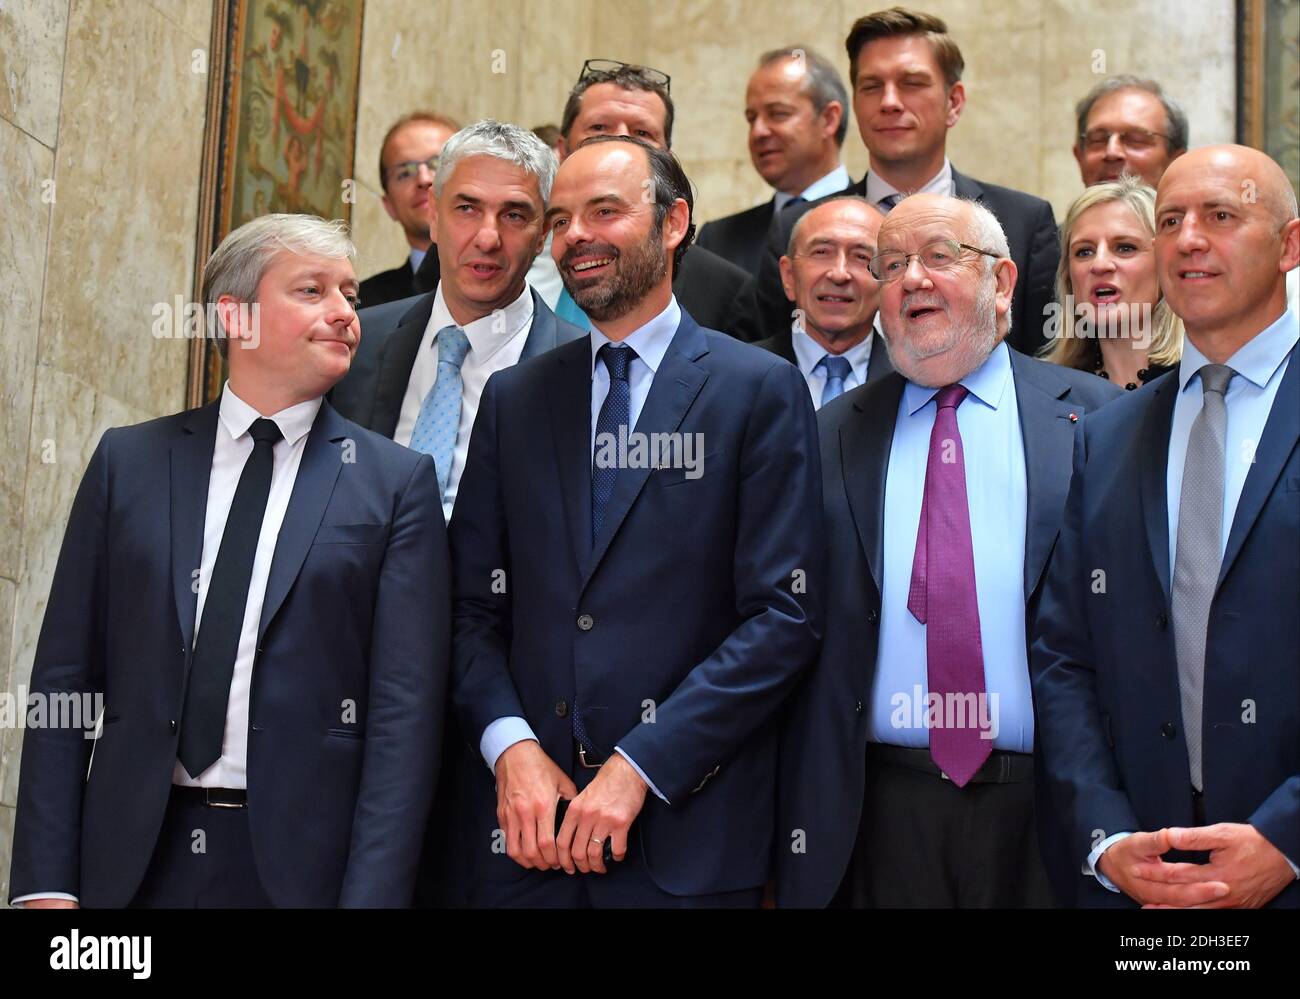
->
xmin=591 ymin=343 xmax=635 ymax=543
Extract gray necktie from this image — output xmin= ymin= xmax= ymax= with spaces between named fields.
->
xmin=1171 ymin=363 xmax=1234 ymax=791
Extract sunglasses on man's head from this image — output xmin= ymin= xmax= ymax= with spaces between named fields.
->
xmin=578 ymin=58 xmax=671 ymax=93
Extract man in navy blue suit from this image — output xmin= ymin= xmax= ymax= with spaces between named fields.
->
xmin=9 ymin=214 xmax=449 ymax=908
xmin=449 ymin=135 xmax=823 ymax=907
xmin=776 ymin=192 xmax=1119 ymax=908
xmin=1032 ymin=145 xmax=1300 ymax=908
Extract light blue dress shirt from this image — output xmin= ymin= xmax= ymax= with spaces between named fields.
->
xmin=773 ymin=163 xmax=852 ymax=213
xmin=789 ymin=319 xmax=880 ymax=409
xmin=1090 ymin=307 xmax=1300 ymax=889
xmin=479 ymin=298 xmax=683 ymax=802
xmin=870 ymin=341 xmax=1035 ymax=753
xmin=409 ymin=247 xmax=426 ymax=273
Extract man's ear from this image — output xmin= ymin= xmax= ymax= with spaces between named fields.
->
xmin=1072 ymin=143 xmax=1087 ymax=182
xmin=662 ymin=197 xmax=691 ymax=254
xmin=945 ymin=81 xmax=966 ymax=128
xmin=994 ymin=257 xmax=1018 ymax=324
xmin=381 ymin=193 xmax=399 ymax=223
xmin=779 ymin=255 xmax=797 ymax=303
xmin=557 ymin=134 xmax=571 ymax=162
xmin=821 ymin=100 xmax=844 ymax=144
xmin=215 ymin=294 xmax=250 ymax=343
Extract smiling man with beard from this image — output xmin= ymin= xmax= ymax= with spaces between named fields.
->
xmin=776 ymin=192 xmax=1119 ymax=908
xmin=448 ymin=135 xmax=823 ymax=908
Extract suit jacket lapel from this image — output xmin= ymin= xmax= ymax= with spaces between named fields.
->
xmin=866 ymin=335 xmax=894 ymax=385
xmin=257 ymin=401 xmax=347 ymax=642
xmin=580 ymin=317 xmax=710 ymax=589
xmin=546 ymin=337 xmax=597 ymax=573
xmin=1218 ymin=343 xmax=1299 ymax=588
xmin=519 ymin=288 xmax=559 ymax=361
xmin=170 ymin=404 xmax=220 ymax=652
xmin=1010 ymin=352 xmax=1084 ymax=599
xmin=1140 ymin=374 xmax=1179 ymax=600
xmin=951 ymin=167 xmax=984 ymax=203
xmin=841 ymin=374 xmax=904 ymax=593
xmin=371 ymin=292 xmax=436 ymax=438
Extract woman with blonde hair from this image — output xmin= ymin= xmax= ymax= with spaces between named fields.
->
xmin=1041 ymin=176 xmax=1183 ymax=389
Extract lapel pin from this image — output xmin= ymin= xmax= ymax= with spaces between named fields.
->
xmin=1068 ymin=413 xmax=1079 ymax=423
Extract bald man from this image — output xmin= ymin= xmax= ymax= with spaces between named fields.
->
xmin=1032 ymin=145 xmax=1300 ymax=908
xmin=756 ymin=196 xmax=893 ymax=407
xmin=776 ymin=192 xmax=1118 ymax=907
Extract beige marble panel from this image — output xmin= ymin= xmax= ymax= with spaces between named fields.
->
xmin=37 ymin=0 xmax=202 ymax=417
xmin=0 ymin=118 xmax=54 ymax=582
xmin=147 ymin=0 xmax=213 ymax=45
xmin=0 ymin=576 xmax=14 ymax=810
xmin=0 ymin=0 xmax=69 ymax=147
xmin=2 ymin=367 xmax=147 ymax=809
xmin=0 ymin=803 xmax=14 ymax=905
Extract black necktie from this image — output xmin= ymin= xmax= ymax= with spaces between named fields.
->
xmin=178 ymin=417 xmax=283 ymax=778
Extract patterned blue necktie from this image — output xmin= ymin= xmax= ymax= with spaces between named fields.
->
xmin=409 ymin=325 xmax=471 ymax=499
xmin=818 ymin=354 xmax=852 ymax=407
xmin=591 ymin=343 xmax=635 ymax=542
xmin=555 ymin=287 xmax=592 ymax=330
xmin=878 ymin=192 xmax=903 ymax=212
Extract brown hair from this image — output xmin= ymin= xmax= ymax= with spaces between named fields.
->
xmin=378 ymin=111 xmax=461 ymax=190
xmin=844 ymin=6 xmax=964 ymax=88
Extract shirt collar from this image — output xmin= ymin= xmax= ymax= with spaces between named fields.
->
xmin=588 ymin=295 xmax=682 ymax=377
xmin=219 ymin=381 xmax=322 ymax=446
xmin=409 ymin=247 xmax=427 ymax=273
xmin=865 ymin=157 xmax=953 ymax=208
xmin=428 ymin=281 xmax=535 ymax=363
xmin=790 ymin=323 xmax=877 ymax=381
xmin=1177 ymin=306 xmax=1299 ymax=394
xmin=773 ymin=163 xmax=852 ymax=213
xmin=903 ymin=338 xmax=1011 ymax=417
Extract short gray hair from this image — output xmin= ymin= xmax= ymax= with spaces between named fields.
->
xmin=1075 ymin=75 xmax=1189 ymax=152
xmin=962 ymin=198 xmax=1012 ymax=336
xmin=758 ymin=45 xmax=850 ymax=147
xmin=786 ymin=194 xmax=881 ymax=256
xmin=434 ymin=119 xmax=557 ymax=203
xmin=201 ymin=213 xmax=355 ymax=358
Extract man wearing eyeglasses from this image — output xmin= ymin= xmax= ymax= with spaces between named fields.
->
xmin=775 ymin=192 xmax=1119 ymax=908
xmin=758 ymin=195 xmax=893 ymax=407
xmin=522 ymin=60 xmax=762 ymax=342
xmin=358 ymin=111 xmax=460 ymax=309
xmin=1073 ymin=76 xmax=1188 ymax=189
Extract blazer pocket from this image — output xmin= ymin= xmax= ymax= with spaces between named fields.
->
xmin=313 ymin=522 xmax=388 ymax=545
xmin=326 ymin=727 xmax=365 ymax=739
xmin=1284 ymin=476 xmax=1300 ymax=493
xmin=655 ymin=449 xmax=725 ymax=488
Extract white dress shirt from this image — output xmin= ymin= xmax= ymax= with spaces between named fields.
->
xmin=773 ymin=163 xmax=853 ymax=213
xmin=479 ymin=297 xmax=684 ymax=802
xmin=789 ymin=318 xmax=880 ymax=409
xmin=172 ymin=383 xmax=323 ymax=790
xmin=865 ymin=158 xmax=955 ymax=210
xmin=526 ymin=234 xmax=566 ymax=310
xmin=393 ymin=282 xmax=534 ymax=521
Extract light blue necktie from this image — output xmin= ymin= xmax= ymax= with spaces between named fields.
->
xmin=818 ymin=354 xmax=852 ymax=407
xmin=555 ymin=287 xmax=592 ymax=330
xmin=409 ymin=325 xmax=471 ymax=499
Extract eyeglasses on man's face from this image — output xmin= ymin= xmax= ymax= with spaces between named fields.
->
xmin=386 ymin=154 xmax=439 ymax=185
xmin=1080 ymin=128 xmax=1171 ymax=152
xmin=868 ymin=239 xmax=1000 ymax=282
xmin=578 ymin=59 xmax=671 ymax=92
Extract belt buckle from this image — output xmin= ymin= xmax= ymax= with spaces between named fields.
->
xmin=577 ymin=743 xmax=603 ymax=769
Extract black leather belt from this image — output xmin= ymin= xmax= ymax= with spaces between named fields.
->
xmin=173 ymin=785 xmax=248 ymax=808
xmin=868 ymin=743 xmax=1034 ymax=784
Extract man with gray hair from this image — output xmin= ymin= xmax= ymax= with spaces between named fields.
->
xmin=777 ymin=193 xmax=1119 ymax=907
xmin=698 ymin=45 xmax=851 ymax=276
xmin=10 ymin=214 xmax=450 ymax=907
xmin=1073 ymin=75 xmax=1188 ymax=188
xmin=334 ymin=118 xmax=585 ymax=522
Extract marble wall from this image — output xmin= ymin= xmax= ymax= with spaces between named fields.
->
xmin=350 ymin=0 xmax=1236 ymax=280
xmin=0 ymin=0 xmax=212 ymax=902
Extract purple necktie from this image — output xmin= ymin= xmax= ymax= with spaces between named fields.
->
xmin=907 ymin=384 xmax=990 ymax=787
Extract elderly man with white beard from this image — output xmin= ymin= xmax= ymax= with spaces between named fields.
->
xmin=776 ymin=192 xmax=1121 ymax=908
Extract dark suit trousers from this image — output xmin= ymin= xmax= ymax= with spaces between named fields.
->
xmin=841 ymin=747 xmax=1055 ymax=908
xmin=468 ymin=763 xmax=763 ymax=909
xmin=128 ymin=788 xmax=273 ymax=908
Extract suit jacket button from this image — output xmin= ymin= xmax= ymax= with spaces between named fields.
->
xmin=577 ymin=613 xmax=594 ymax=631
xmin=1155 ymin=613 xmax=1168 ymax=631
xmin=1161 ymin=721 xmax=1176 ymax=739
xmin=169 ymin=719 xmax=177 ymax=734
xmin=866 ymin=608 xmax=879 ymax=624
xmin=555 ymin=700 xmax=569 ymax=718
